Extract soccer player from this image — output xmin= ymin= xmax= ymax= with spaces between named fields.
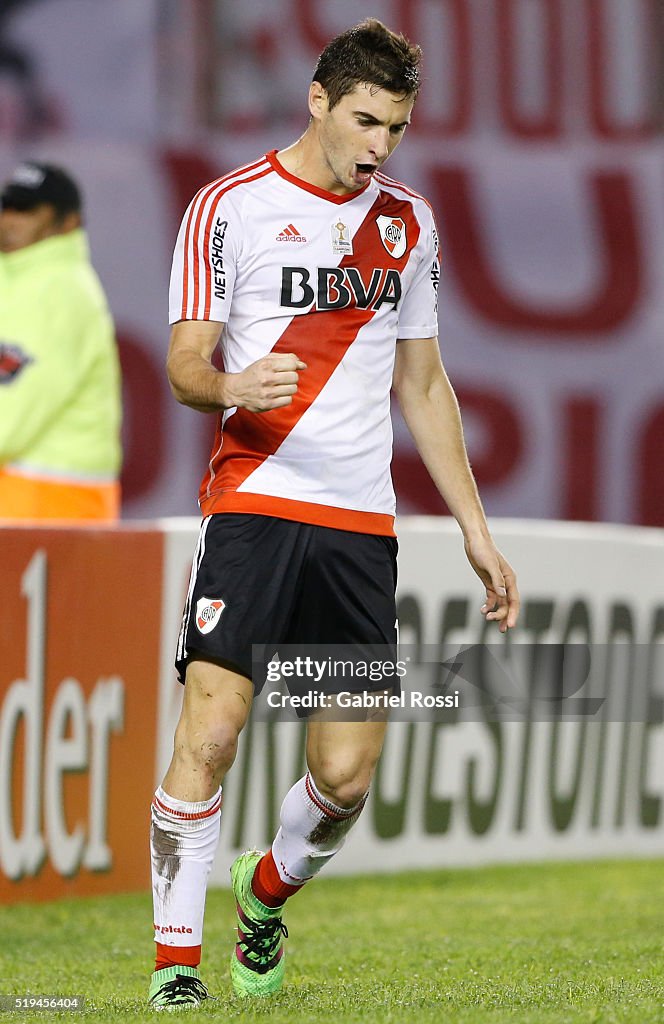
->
xmin=148 ymin=18 xmax=519 ymax=1009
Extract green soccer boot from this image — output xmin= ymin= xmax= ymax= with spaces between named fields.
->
xmin=230 ymin=850 xmax=288 ymax=998
xmin=148 ymin=965 xmax=209 ymax=1010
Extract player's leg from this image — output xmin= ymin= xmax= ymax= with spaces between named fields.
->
xmin=271 ymin=715 xmax=387 ymax=883
xmin=230 ymin=525 xmax=397 ymax=998
xmin=151 ymin=513 xmax=307 ymax=1006
xmin=162 ymin=657 xmax=253 ymax=801
xmin=230 ymin=712 xmax=388 ymax=998
xmin=149 ymin=659 xmax=252 ymax=1009
xmin=254 ymin=714 xmax=387 ymax=901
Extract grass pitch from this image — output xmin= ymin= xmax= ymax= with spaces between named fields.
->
xmin=1 ymin=859 xmax=663 ymax=1023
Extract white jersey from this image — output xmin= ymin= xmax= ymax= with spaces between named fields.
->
xmin=169 ymin=150 xmax=440 ymax=535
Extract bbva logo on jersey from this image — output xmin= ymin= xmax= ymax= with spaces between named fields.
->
xmin=280 ymin=266 xmax=402 ymax=311
xmin=195 ymin=597 xmax=226 ymax=635
xmin=376 ymin=216 xmax=407 ymax=258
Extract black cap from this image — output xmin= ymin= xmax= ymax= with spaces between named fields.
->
xmin=0 ymin=162 xmax=82 ymax=216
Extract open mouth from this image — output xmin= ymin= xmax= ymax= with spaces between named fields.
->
xmin=354 ymin=163 xmax=377 ymax=185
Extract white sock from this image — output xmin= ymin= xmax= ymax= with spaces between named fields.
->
xmin=271 ymin=772 xmax=367 ymax=886
xmin=150 ymin=785 xmax=221 ymax=970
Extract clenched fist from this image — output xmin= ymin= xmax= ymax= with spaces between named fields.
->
xmin=226 ymin=352 xmax=307 ymax=412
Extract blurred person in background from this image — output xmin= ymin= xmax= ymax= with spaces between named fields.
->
xmin=0 ymin=161 xmax=122 ymax=520
xmin=0 ymin=0 xmax=54 ymax=136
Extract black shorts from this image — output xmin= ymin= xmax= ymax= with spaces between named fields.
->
xmin=175 ymin=513 xmax=398 ymax=693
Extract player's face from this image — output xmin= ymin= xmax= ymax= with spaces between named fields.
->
xmin=313 ymin=82 xmax=414 ymax=194
xmin=0 ymin=203 xmax=63 ymax=253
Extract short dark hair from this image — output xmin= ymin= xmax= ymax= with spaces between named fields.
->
xmin=0 ymin=162 xmax=82 ymax=218
xmin=312 ymin=18 xmax=422 ymax=111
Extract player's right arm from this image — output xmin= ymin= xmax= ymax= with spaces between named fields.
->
xmin=168 ymin=183 xmax=306 ymax=414
xmin=166 ymin=319 xmax=306 ymax=414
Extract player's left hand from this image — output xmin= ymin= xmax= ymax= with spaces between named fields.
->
xmin=463 ymin=535 xmax=520 ymax=633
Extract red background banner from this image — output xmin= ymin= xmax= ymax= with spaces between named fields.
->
xmin=0 ymin=529 xmax=163 ymax=903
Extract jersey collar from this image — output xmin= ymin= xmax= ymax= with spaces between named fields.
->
xmin=266 ymin=150 xmax=373 ymax=205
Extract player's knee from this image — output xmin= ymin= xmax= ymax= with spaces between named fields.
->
xmin=311 ymin=761 xmax=374 ymax=809
xmin=173 ymin=718 xmax=240 ymax=780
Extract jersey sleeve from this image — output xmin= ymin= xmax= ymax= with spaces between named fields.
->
xmin=168 ymin=188 xmax=240 ymax=324
xmin=396 ymin=204 xmax=441 ymax=340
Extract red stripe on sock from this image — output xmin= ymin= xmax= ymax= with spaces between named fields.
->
xmin=155 ymin=942 xmax=201 ymax=972
xmin=252 ymin=849 xmax=304 ymax=907
xmin=305 ymin=772 xmax=365 ymax=820
xmin=152 ymin=794 xmax=221 ymax=820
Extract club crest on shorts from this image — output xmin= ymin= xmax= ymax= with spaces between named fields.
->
xmin=376 ymin=215 xmax=407 ymax=259
xmin=195 ymin=597 xmax=225 ymax=634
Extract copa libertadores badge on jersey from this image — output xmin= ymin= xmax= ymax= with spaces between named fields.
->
xmin=376 ymin=215 xmax=407 ymax=258
xmin=331 ymin=219 xmax=353 ymax=255
xmin=195 ymin=597 xmax=226 ymax=634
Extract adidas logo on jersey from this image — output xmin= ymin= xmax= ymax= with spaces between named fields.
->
xmin=276 ymin=223 xmax=307 ymax=243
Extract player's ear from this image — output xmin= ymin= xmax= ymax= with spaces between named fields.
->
xmin=308 ymin=81 xmax=328 ymax=121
